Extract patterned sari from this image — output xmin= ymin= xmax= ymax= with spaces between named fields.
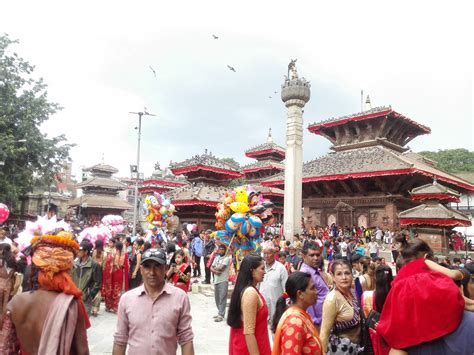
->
xmin=273 ymin=306 xmax=322 ymax=355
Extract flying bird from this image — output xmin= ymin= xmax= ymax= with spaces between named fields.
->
xmin=227 ymin=65 xmax=236 ymax=72
xmin=149 ymin=66 xmax=156 ymax=77
xmin=268 ymin=96 xmax=272 ymax=99
xmin=212 ymin=34 xmax=219 ymax=39
xmin=274 ymin=91 xmax=278 ymax=94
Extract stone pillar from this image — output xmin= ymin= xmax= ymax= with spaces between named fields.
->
xmin=281 ymin=62 xmax=311 ymax=240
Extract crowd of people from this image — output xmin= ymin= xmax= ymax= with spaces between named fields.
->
xmin=0 ymin=222 xmax=474 ymax=354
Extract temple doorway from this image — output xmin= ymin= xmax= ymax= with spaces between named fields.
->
xmin=338 ymin=212 xmax=352 ymax=227
xmin=357 ymin=214 xmax=367 ymax=228
xmin=327 ymin=214 xmax=336 ymax=226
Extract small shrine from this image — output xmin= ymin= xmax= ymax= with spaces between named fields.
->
xmin=263 ymin=105 xmax=474 ymax=229
xmin=242 ymin=129 xmax=285 ymax=219
xmin=168 ymin=150 xmax=243 ymax=229
xmin=399 ymin=181 xmax=471 ymax=253
xmin=68 ymin=163 xmax=132 ymax=223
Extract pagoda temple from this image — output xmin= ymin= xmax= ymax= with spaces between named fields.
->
xmin=399 ymin=181 xmax=471 ymax=253
xmin=263 ymin=106 xmax=474 ymax=229
xmin=138 ymin=162 xmax=188 ymax=195
xmin=68 ymin=163 xmax=132 ymax=223
xmin=168 ymin=150 xmax=243 ymax=229
xmin=242 ymin=129 xmax=285 ymax=219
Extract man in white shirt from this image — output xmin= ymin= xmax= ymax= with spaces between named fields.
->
xmin=340 ymin=238 xmax=348 ymax=259
xmin=375 ymin=227 xmax=383 ymax=247
xmin=368 ymin=238 xmax=379 ymax=258
xmin=210 ymin=244 xmax=231 ymax=322
xmin=258 ymin=246 xmax=288 ymax=324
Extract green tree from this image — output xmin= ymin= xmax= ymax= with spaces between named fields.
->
xmin=418 ymin=149 xmax=474 ymax=173
xmin=221 ymin=157 xmax=240 ymax=168
xmin=228 ymin=177 xmax=247 ymax=188
xmin=221 ymin=157 xmax=246 ymax=187
xmin=0 ymin=34 xmax=73 ymax=210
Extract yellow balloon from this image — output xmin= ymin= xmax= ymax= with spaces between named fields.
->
xmin=229 ymin=202 xmax=250 ymax=214
xmin=235 ymin=186 xmax=248 ymax=204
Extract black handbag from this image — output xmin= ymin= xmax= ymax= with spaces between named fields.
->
xmin=366 ymin=309 xmax=380 ymax=330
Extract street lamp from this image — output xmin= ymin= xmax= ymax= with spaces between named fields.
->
xmin=130 ymin=110 xmax=156 ymax=237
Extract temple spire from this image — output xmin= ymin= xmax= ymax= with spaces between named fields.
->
xmin=267 ymin=128 xmax=273 ymax=143
xmin=365 ymin=95 xmax=372 ymax=111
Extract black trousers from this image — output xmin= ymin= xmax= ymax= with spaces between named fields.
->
xmin=193 ymin=256 xmax=202 ymax=276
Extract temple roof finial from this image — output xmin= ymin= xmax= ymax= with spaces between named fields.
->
xmin=365 ymin=95 xmax=372 ymax=111
xmin=267 ymin=128 xmax=273 ymax=143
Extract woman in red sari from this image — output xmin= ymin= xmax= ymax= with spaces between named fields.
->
xmin=102 ymin=240 xmax=129 ymax=313
xmin=166 ymin=250 xmax=191 ymax=292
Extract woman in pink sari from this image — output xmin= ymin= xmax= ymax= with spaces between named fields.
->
xmin=102 ymin=240 xmax=129 ymax=313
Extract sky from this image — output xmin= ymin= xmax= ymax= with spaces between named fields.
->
xmin=2 ymin=0 xmax=473 ymax=180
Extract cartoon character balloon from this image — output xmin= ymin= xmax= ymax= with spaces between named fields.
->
xmin=143 ymin=193 xmax=176 ymax=231
xmin=212 ymin=185 xmax=275 ymax=255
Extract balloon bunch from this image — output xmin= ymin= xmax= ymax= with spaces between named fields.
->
xmin=143 ymin=193 xmax=176 ymax=232
xmin=213 ymin=185 xmax=275 ymax=255
xmin=101 ymin=214 xmax=125 ymax=236
xmin=78 ymin=225 xmax=111 ymax=245
xmin=16 ymin=215 xmax=71 ymax=251
xmin=0 ymin=203 xmax=10 ymax=224
xmin=77 ymin=214 xmax=125 ymax=245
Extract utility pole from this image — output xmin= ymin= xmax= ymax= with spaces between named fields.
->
xmin=130 ymin=110 xmax=156 ymax=237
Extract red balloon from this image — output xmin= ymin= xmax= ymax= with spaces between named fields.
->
xmin=0 ymin=203 xmax=10 ymax=224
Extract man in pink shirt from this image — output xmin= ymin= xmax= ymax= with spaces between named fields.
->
xmin=113 ymin=248 xmax=194 ymax=355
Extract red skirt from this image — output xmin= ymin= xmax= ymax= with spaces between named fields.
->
xmin=229 ymin=289 xmax=271 ymax=355
xmin=377 ymin=258 xmax=464 ymax=349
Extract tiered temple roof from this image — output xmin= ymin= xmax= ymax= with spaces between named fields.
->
xmin=263 ymin=146 xmax=474 ymax=191
xmin=69 ymin=163 xmax=132 ymax=212
xmin=399 ymin=182 xmax=471 ymax=227
xmin=308 ymin=106 xmax=431 ymax=152
xmin=83 ymin=163 xmax=119 ymax=176
xmin=263 ymin=107 xmax=474 ymax=194
xmin=243 ymin=130 xmax=284 ymax=216
xmin=76 ymin=176 xmax=127 ymax=194
xmin=170 ymin=150 xmax=243 ymax=184
xmin=243 ymin=129 xmax=285 ymax=177
xmin=242 ymin=159 xmax=285 ymax=174
xmin=167 ymin=183 xmax=229 ymax=208
xmin=168 ymin=151 xmax=242 ymax=227
xmin=410 ymin=182 xmax=461 ymax=203
xmin=245 ymin=129 xmax=286 ymax=161
xmin=139 ymin=162 xmax=188 ymax=194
